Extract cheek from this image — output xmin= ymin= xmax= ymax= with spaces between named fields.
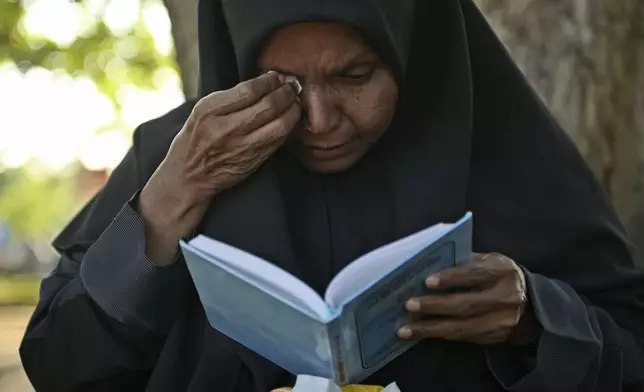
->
xmin=344 ymin=78 xmax=398 ymax=141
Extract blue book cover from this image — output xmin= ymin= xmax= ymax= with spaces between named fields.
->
xmin=180 ymin=213 xmax=472 ymax=385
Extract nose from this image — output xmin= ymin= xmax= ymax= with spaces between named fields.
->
xmin=300 ymin=85 xmax=341 ymax=135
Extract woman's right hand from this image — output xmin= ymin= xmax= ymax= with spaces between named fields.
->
xmin=139 ymin=71 xmax=301 ymax=265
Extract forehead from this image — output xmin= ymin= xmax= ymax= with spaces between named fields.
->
xmin=258 ymin=22 xmax=377 ymax=72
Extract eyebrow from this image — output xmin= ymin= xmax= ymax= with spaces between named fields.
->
xmin=270 ymin=52 xmax=379 ymax=78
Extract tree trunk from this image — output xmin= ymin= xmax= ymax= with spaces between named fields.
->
xmin=162 ymin=0 xmax=200 ymax=99
xmin=477 ymin=0 xmax=644 ymax=263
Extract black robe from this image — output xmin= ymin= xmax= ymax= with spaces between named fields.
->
xmin=20 ymin=0 xmax=644 ymax=391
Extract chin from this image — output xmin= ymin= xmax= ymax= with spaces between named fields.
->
xmin=299 ymin=153 xmax=364 ymax=174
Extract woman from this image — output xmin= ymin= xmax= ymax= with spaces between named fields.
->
xmin=20 ymin=0 xmax=644 ymax=391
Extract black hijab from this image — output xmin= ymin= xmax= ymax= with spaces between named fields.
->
xmin=49 ymin=0 xmax=644 ymax=390
xmin=191 ymin=0 xmax=475 ymax=293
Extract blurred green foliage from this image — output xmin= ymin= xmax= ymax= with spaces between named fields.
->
xmin=0 ymin=0 xmax=177 ymax=110
xmin=0 ymin=275 xmax=40 ymax=305
xmin=0 ymin=0 xmax=178 ymax=250
xmin=0 ymin=167 xmax=76 ymax=240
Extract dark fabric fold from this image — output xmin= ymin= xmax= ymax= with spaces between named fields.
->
xmin=80 ymin=190 xmax=188 ymax=332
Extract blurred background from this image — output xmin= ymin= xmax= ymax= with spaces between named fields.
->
xmin=0 ymin=0 xmax=642 ymax=390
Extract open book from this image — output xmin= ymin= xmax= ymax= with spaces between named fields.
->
xmin=180 ymin=213 xmax=472 ymax=385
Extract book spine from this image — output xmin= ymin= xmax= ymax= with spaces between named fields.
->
xmin=327 ymin=315 xmax=348 ymax=385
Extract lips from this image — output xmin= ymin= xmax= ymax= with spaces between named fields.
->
xmin=303 ymin=141 xmax=352 ymax=160
xmin=304 ymin=142 xmax=349 ymax=150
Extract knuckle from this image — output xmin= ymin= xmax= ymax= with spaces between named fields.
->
xmin=505 ymin=265 xmax=519 ymax=279
xmin=468 ymin=262 xmax=485 ymax=276
xmin=489 ymin=252 xmax=505 ymax=260
xmin=504 ymin=289 xmax=527 ymax=306
xmin=236 ymin=83 xmax=254 ymax=100
xmin=198 ymin=112 xmax=215 ymax=128
xmin=259 ymin=71 xmax=279 ymax=85
xmin=209 ymin=115 xmax=232 ymax=136
xmin=471 ymin=260 xmax=490 ymax=273
xmin=495 ymin=254 xmax=517 ymax=269
xmin=199 ymin=115 xmax=233 ymax=144
xmin=192 ymin=98 xmax=209 ymax=120
xmin=512 ymin=267 xmax=525 ymax=284
xmin=504 ymin=265 xmax=524 ymax=287
xmin=499 ymin=315 xmax=520 ymax=329
xmin=195 ymin=91 xmax=227 ymax=116
xmin=472 ymin=263 xmax=496 ymax=282
xmin=268 ymin=73 xmax=283 ymax=90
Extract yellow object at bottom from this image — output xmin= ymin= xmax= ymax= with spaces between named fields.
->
xmin=272 ymin=386 xmax=383 ymax=392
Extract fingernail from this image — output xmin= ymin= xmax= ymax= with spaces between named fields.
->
xmin=269 ymin=70 xmax=286 ymax=84
xmin=397 ymin=326 xmax=413 ymax=339
xmin=285 ymin=76 xmax=302 ymax=95
xmin=406 ymin=299 xmax=421 ymax=311
xmin=426 ymin=275 xmax=440 ymax=288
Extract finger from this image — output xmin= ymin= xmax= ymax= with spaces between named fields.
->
xmin=425 ymin=253 xmax=514 ymax=290
xmin=227 ymin=83 xmax=298 ymax=135
xmin=284 ymin=75 xmax=302 ymax=95
xmin=194 ymin=71 xmax=285 ymax=118
xmin=405 ymin=284 xmax=523 ymax=317
xmin=204 ymin=104 xmax=298 ymax=176
xmin=397 ymin=309 xmax=516 ymax=343
xmin=244 ymin=101 xmax=302 ymax=146
xmin=211 ymin=134 xmax=286 ymax=178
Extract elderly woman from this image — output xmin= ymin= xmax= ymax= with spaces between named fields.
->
xmin=20 ymin=0 xmax=644 ymax=391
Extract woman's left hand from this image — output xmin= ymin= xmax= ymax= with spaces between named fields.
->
xmin=398 ymin=253 xmax=537 ymax=345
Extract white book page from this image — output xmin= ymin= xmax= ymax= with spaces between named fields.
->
xmin=189 ymin=235 xmax=330 ymax=320
xmin=324 ymin=222 xmax=453 ymax=309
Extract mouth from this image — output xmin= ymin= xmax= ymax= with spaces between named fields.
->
xmin=302 ymin=141 xmax=351 ymax=160
xmin=304 ymin=142 xmax=348 ymax=150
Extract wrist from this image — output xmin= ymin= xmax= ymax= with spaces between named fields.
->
xmin=139 ymin=180 xmax=193 ymax=230
xmin=138 ymin=175 xmax=210 ymax=266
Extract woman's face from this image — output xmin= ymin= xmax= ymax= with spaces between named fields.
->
xmin=259 ymin=22 xmax=399 ymax=173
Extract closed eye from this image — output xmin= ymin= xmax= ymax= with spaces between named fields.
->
xmin=340 ymin=66 xmax=375 ymax=81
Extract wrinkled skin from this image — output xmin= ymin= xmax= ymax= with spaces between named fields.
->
xmin=139 ymin=71 xmax=300 ymax=265
xmin=258 ymin=22 xmax=399 ymax=173
xmin=161 ymin=71 xmax=301 ymax=204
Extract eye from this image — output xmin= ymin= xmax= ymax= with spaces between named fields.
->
xmin=341 ymin=66 xmax=375 ymax=81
